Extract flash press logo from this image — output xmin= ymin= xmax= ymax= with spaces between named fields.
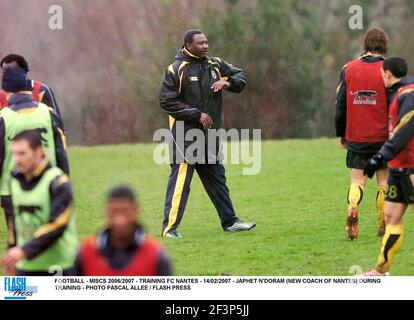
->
xmin=3 ymin=277 xmax=37 ymax=300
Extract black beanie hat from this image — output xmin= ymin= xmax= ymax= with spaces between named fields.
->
xmin=2 ymin=67 xmax=29 ymax=92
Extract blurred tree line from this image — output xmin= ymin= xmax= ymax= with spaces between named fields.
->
xmin=0 ymin=0 xmax=413 ymax=144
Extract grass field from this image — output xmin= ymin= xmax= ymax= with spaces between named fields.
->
xmin=1 ymin=138 xmax=414 ymax=276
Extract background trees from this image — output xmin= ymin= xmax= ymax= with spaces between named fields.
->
xmin=1 ymin=0 xmax=413 ymax=144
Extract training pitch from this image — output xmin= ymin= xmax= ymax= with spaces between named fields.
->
xmin=1 ymin=139 xmax=413 ymax=276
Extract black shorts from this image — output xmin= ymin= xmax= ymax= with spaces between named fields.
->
xmin=346 ymin=150 xmax=388 ymax=170
xmin=385 ymin=169 xmax=414 ymax=204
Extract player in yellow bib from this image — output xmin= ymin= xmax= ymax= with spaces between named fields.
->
xmin=0 ymin=67 xmax=69 ymax=248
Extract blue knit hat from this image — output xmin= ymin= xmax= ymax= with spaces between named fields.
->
xmin=2 ymin=67 xmax=29 ymax=92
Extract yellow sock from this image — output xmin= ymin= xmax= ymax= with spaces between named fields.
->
xmin=376 ymin=224 xmax=404 ymax=273
xmin=376 ymin=186 xmax=386 ymax=233
xmin=348 ymin=184 xmax=364 ymax=210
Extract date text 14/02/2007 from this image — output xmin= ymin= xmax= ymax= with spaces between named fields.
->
xmin=165 ymin=305 xmax=249 ymax=318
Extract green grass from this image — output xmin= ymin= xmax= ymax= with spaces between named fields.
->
xmin=1 ymin=138 xmax=414 ymax=276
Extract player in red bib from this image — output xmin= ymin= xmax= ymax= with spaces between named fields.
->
xmin=364 ymin=57 xmax=414 ymax=276
xmin=0 ymin=54 xmax=62 ymax=120
xmin=75 ymin=186 xmax=172 ymax=276
xmin=335 ymin=28 xmax=389 ymax=240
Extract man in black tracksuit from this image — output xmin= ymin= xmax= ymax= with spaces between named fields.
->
xmin=159 ymin=29 xmax=256 ymax=238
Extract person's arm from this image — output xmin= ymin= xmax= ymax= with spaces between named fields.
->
xmin=41 ymin=85 xmax=63 ymax=122
xmin=216 ymin=58 xmax=247 ymax=93
xmin=335 ymin=66 xmax=347 ymax=138
xmin=21 ymin=175 xmax=73 ymax=259
xmin=2 ymin=197 xmax=16 ymax=249
xmin=156 ymin=250 xmax=172 ymax=276
xmin=0 ymin=118 xmax=5 ymax=178
xmin=379 ymin=92 xmax=414 ymax=161
xmin=159 ymin=65 xmax=201 ymax=122
xmin=0 ymin=119 xmax=16 ymax=248
xmin=51 ymin=110 xmax=70 ymax=175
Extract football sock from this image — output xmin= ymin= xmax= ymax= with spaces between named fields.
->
xmin=376 ymin=224 xmax=403 ymax=273
xmin=347 ymin=183 xmax=364 ymax=211
xmin=376 ymin=186 xmax=386 ymax=233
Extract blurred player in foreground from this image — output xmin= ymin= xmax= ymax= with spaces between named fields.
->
xmin=1 ymin=130 xmax=77 ymax=276
xmin=75 ymin=186 xmax=172 ymax=276
xmin=364 ymin=57 xmax=414 ymax=276
xmin=335 ymin=27 xmax=389 ymax=240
